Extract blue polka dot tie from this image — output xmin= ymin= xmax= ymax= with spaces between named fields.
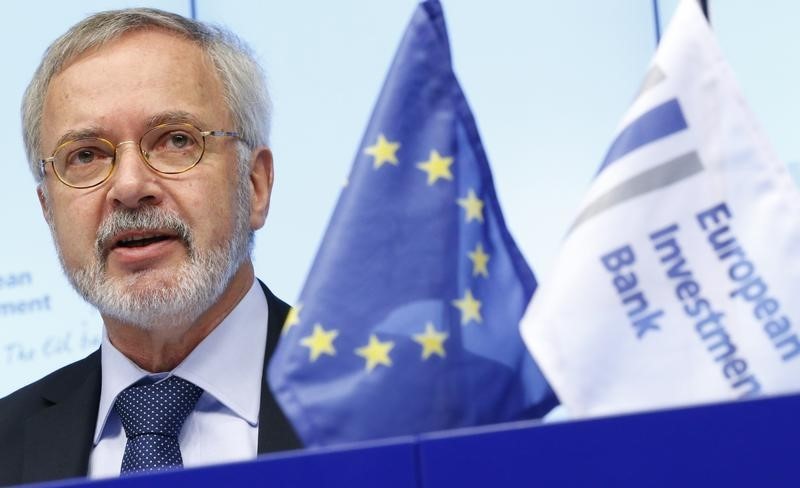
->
xmin=113 ymin=376 xmax=203 ymax=474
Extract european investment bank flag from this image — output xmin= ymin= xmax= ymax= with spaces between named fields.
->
xmin=522 ymin=0 xmax=800 ymax=419
xmin=269 ymin=0 xmax=556 ymax=445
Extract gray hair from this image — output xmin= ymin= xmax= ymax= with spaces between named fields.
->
xmin=22 ymin=8 xmax=270 ymax=183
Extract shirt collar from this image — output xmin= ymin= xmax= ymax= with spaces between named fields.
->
xmin=93 ymin=279 xmax=269 ymax=445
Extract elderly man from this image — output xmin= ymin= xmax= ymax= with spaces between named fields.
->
xmin=0 ymin=8 xmax=300 ymax=485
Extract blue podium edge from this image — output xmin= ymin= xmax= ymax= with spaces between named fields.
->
xmin=27 ymin=392 xmax=800 ymax=487
xmin=417 ymin=392 xmax=800 ymax=487
xmin=31 ymin=435 xmax=419 ymax=488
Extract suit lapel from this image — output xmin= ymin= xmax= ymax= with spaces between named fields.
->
xmin=22 ymin=350 xmax=101 ymax=483
xmin=257 ymin=281 xmax=302 ymax=453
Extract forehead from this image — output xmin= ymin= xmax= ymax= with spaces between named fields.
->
xmin=41 ymin=29 xmax=231 ymax=150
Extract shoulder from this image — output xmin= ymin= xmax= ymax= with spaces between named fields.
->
xmin=0 ymin=350 xmax=100 ymax=429
xmin=257 ymin=279 xmax=292 ymax=363
xmin=257 ymin=279 xmax=290 ymax=325
xmin=0 ymin=350 xmax=100 ymax=484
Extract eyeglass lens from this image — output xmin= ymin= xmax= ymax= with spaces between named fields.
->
xmin=51 ymin=124 xmax=206 ymax=187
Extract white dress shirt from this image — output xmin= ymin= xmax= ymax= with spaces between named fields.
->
xmin=88 ymin=279 xmax=269 ymax=478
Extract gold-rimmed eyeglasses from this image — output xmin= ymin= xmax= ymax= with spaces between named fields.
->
xmin=39 ymin=123 xmax=240 ymax=189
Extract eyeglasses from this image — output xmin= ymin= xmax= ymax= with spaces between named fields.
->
xmin=39 ymin=123 xmax=240 ymax=189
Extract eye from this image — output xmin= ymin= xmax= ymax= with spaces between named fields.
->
xmin=155 ymin=129 xmax=199 ymax=152
xmin=63 ymin=144 xmax=113 ymax=167
xmin=76 ymin=149 xmax=95 ymax=164
xmin=169 ymin=132 xmax=191 ymax=149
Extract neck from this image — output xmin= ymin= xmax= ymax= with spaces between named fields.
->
xmin=103 ymin=261 xmax=256 ymax=372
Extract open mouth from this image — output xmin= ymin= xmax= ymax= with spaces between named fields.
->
xmin=110 ymin=232 xmax=179 ymax=252
xmin=115 ymin=234 xmax=173 ymax=248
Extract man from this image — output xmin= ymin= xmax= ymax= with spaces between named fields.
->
xmin=0 ymin=8 xmax=301 ymax=485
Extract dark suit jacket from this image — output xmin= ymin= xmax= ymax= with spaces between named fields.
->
xmin=0 ymin=281 xmax=301 ymax=486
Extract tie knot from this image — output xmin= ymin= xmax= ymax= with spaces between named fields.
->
xmin=114 ymin=376 xmax=203 ymax=438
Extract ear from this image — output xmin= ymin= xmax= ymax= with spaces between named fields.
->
xmin=248 ymin=147 xmax=273 ymax=231
xmin=37 ymin=186 xmax=52 ymax=222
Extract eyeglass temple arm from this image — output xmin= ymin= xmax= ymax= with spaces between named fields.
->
xmin=38 ymin=158 xmax=54 ymax=179
xmin=203 ymin=130 xmax=239 ymax=138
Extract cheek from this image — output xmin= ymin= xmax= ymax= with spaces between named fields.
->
xmin=49 ymin=194 xmax=104 ymax=264
xmin=179 ymin=177 xmax=238 ymax=239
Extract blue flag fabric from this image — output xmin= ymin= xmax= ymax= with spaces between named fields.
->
xmin=268 ymin=0 xmax=556 ymax=446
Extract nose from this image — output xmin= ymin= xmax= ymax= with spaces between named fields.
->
xmin=105 ymin=141 xmax=163 ymax=209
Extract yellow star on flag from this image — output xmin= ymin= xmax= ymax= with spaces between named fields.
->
xmin=355 ymin=334 xmax=395 ymax=372
xmin=468 ymin=242 xmax=490 ymax=278
xmin=413 ymin=322 xmax=448 ymax=360
xmin=282 ymin=304 xmax=302 ymax=335
xmin=452 ymin=289 xmax=482 ymax=325
xmin=300 ymin=323 xmax=339 ymax=362
xmin=364 ymin=134 xmax=400 ymax=169
xmin=416 ymin=150 xmax=454 ymax=185
xmin=457 ymin=189 xmax=484 ymax=223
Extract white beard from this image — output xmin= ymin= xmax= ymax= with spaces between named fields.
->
xmin=63 ymin=203 xmax=251 ymax=329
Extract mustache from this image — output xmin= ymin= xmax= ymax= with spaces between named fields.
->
xmin=95 ymin=206 xmax=192 ymax=258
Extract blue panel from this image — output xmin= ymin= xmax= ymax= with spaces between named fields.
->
xmin=35 ymin=394 xmax=800 ymax=487
xmin=598 ymin=98 xmax=687 ymax=174
xmin=40 ymin=437 xmax=419 ymax=488
xmin=418 ymin=394 xmax=800 ymax=487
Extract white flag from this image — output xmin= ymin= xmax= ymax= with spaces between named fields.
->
xmin=522 ymin=0 xmax=800 ymax=418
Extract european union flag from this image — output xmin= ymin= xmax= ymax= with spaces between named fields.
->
xmin=269 ymin=0 xmax=556 ymax=446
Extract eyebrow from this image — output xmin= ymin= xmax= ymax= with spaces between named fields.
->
xmin=52 ymin=127 xmax=105 ymax=152
xmin=145 ymin=111 xmax=208 ymax=129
